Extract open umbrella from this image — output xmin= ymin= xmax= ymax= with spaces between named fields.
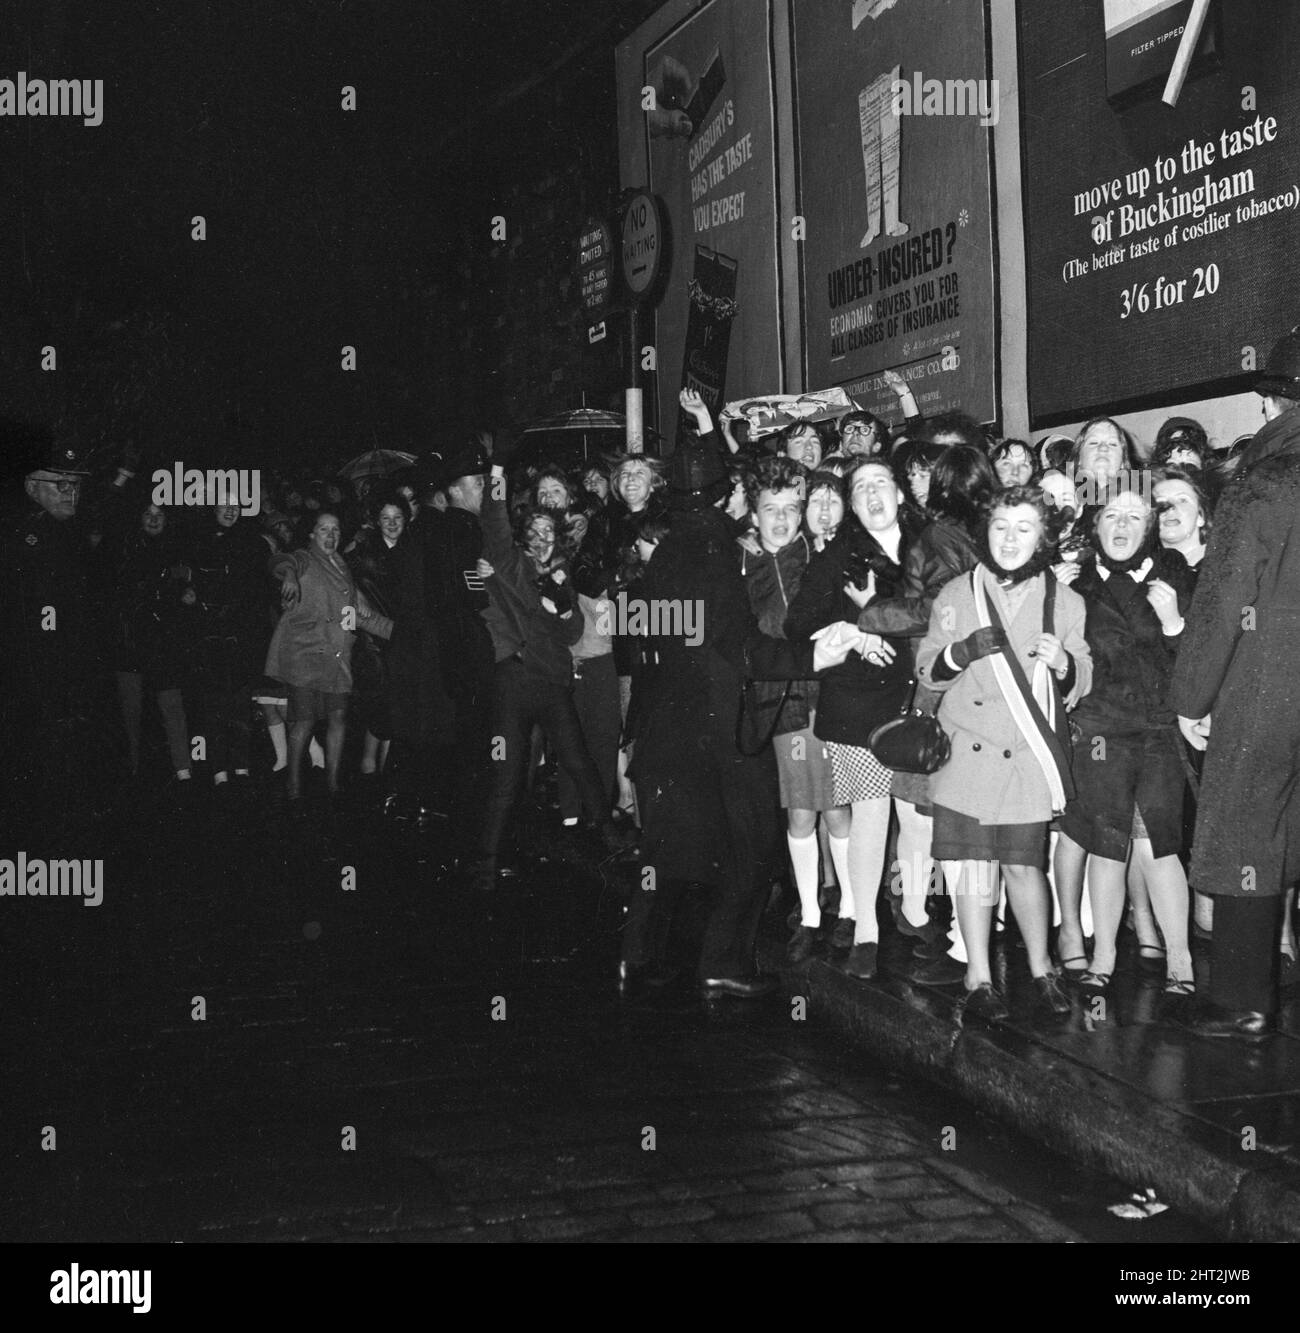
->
xmin=521 ymin=407 xmax=627 ymax=435
xmin=517 ymin=407 xmax=664 ymax=469
xmin=338 ymin=448 xmax=417 ymax=482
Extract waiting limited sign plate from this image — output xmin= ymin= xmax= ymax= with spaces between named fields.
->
xmin=577 ymin=217 xmax=613 ymax=318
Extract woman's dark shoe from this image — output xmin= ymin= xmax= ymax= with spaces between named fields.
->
xmin=907 ymin=953 xmax=968 ymax=987
xmin=891 ymin=897 xmax=943 ymax=944
xmin=1032 ymin=972 xmax=1072 ymax=1014
xmin=959 ymin=983 xmax=1009 ymax=1022
xmin=1057 ymin=954 xmax=1091 ymax=980
xmin=786 ymin=925 xmax=820 ymax=964
xmin=911 ymin=934 xmax=954 ymax=964
xmin=830 ymin=916 xmax=856 ymax=950
xmin=843 ymin=942 xmax=878 ymax=979
xmin=1159 ymin=977 xmax=1196 ymax=1017
xmin=1136 ymin=944 xmax=1168 ymax=976
xmin=1280 ymin=953 xmax=1299 ymax=992
xmin=1077 ymin=970 xmax=1113 ymax=993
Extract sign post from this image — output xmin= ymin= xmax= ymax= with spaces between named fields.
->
xmin=619 ymin=189 xmax=669 ymax=453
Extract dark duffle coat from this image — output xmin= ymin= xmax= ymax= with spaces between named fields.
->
xmin=850 ymin=513 xmax=981 ymax=806
xmin=784 ymin=509 xmax=926 ymax=747
xmin=378 ymin=520 xmax=459 ymax=748
xmin=1169 ymin=404 xmax=1300 ymax=898
xmin=739 ymin=530 xmax=817 ymax=737
xmin=1057 ymin=555 xmax=1193 ymax=861
xmin=628 ymin=506 xmax=818 ymax=978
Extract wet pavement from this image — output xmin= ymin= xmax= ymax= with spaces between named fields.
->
xmin=0 ymin=770 xmax=1220 ymax=1244
xmin=805 ymin=918 xmax=1300 ymax=1241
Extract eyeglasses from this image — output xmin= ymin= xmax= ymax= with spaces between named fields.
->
xmin=39 ymin=478 xmax=82 ymax=494
xmin=842 ymin=423 xmax=874 ymax=436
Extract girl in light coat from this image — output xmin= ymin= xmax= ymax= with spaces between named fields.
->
xmin=917 ymin=487 xmax=1092 ymax=1019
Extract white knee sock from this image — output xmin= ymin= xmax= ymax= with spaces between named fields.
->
xmin=787 ymin=831 xmax=822 ymax=928
xmin=309 ymin=738 xmax=325 ymax=769
xmin=829 ymin=834 xmax=854 ymax=922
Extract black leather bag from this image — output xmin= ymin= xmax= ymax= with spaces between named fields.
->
xmin=867 ymin=673 xmax=951 ymax=774
xmin=735 ymin=679 xmax=792 ymax=757
xmin=867 ymin=705 xmax=951 ymax=774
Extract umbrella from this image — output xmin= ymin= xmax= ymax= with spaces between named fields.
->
xmin=337 ymin=448 xmax=417 ymax=482
xmin=521 ymin=407 xmax=627 ymax=435
xmin=518 ymin=407 xmax=663 ymax=465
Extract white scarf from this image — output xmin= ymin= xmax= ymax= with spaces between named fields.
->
xmin=972 ymin=569 xmax=1068 ymax=814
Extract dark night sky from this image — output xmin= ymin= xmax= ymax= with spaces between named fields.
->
xmin=0 ymin=0 xmax=657 ymax=473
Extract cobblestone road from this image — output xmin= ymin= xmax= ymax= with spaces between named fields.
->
xmin=0 ymin=784 xmax=1211 ymax=1243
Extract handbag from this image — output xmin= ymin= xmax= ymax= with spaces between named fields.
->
xmin=735 ymin=678 xmax=792 ymax=757
xmin=867 ymin=680 xmax=952 ymax=775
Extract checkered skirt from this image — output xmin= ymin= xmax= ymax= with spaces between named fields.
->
xmin=827 ymin=740 xmax=894 ymax=803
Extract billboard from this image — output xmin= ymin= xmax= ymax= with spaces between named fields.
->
xmin=792 ymin=0 xmax=999 ymax=424
xmin=642 ymin=0 xmax=783 ymax=440
xmin=1019 ymin=0 xmax=1299 ymax=423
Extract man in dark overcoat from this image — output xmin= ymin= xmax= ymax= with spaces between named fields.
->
xmin=626 ymin=431 xmax=863 ymax=996
xmin=380 ymin=442 xmax=494 ymax=852
xmin=379 ymin=456 xmax=461 ymax=833
xmin=1 ymin=438 xmax=109 ymax=832
xmin=1171 ymin=324 xmax=1300 ymax=1037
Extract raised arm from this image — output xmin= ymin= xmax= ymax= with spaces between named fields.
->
xmin=480 ymin=465 xmax=514 ymax=564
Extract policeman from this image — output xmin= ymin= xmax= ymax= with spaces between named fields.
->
xmin=1 ymin=438 xmax=107 ymax=829
xmin=418 ymin=440 xmax=495 ymax=859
